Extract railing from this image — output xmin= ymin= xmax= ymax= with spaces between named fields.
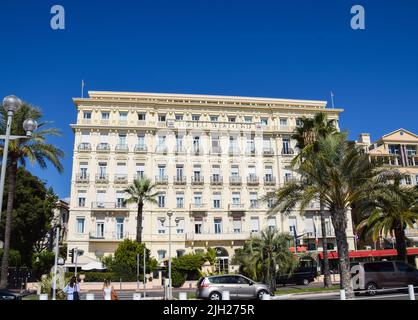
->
xmin=192 ymin=147 xmax=203 ymax=155
xmin=91 ymin=202 xmax=128 ymax=209
xmin=228 ymin=147 xmax=240 ymax=156
xmin=75 ymin=173 xmax=89 ymax=183
xmin=173 ymin=175 xmax=187 ymax=184
xmin=96 ymin=143 xmax=110 ymax=152
xmin=281 ymin=148 xmax=295 ymax=155
xmin=115 ymin=144 xmax=129 ymax=152
xmin=155 ymin=145 xmax=168 ymax=154
xmin=95 ymin=174 xmax=109 ymax=183
xmin=210 ymin=175 xmax=223 ymax=185
xmin=89 ymin=231 xmax=131 ymax=240
xmin=191 ymin=176 xmax=204 ymax=184
xmin=175 ymin=146 xmax=186 ymax=154
xmin=264 ymin=176 xmax=276 ymax=185
xmin=190 ymin=203 xmax=208 ymax=211
xmin=247 ymin=176 xmax=259 ymax=185
xmin=185 ymin=232 xmax=250 ymax=241
xmin=229 ymin=203 xmax=245 ymax=210
xmin=245 ymin=148 xmax=256 ymax=155
xmin=134 ymin=144 xmax=147 ymax=152
xmin=262 ymin=147 xmax=274 ymax=156
xmin=229 ymin=176 xmax=242 ymax=185
xmin=210 ymin=147 xmax=222 ymax=155
xmin=137 ymin=120 xmax=147 ymax=126
xmin=155 ymin=175 xmax=168 ymax=184
xmin=114 ymin=174 xmax=128 ymax=184
xmin=134 ymin=174 xmax=145 ymax=181
xmin=78 ymin=143 xmax=91 ymax=151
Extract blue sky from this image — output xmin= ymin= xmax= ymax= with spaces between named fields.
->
xmin=0 ymin=0 xmax=417 ymax=199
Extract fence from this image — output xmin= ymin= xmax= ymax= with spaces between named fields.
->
xmin=340 ymin=284 xmax=417 ymax=300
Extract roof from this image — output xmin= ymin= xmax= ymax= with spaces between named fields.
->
xmin=318 ymin=248 xmax=418 ymax=260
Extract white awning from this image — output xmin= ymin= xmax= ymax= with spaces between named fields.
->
xmin=81 ymin=261 xmax=107 ymax=271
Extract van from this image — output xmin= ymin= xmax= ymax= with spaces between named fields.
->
xmin=352 ymin=261 xmax=418 ymax=295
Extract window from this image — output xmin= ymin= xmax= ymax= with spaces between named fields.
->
xmin=244 ymin=116 xmax=252 ymax=123
xmin=175 ymin=114 xmax=183 ymax=121
xmin=395 ymin=262 xmax=415 ymax=273
xmin=96 ymin=220 xmax=105 ymax=238
xmin=158 ymin=165 xmax=166 ymax=179
xmin=267 ymin=198 xmax=275 ymax=208
xmin=101 ymin=112 xmax=110 ymax=120
xmin=248 ymin=165 xmax=256 ymax=178
xmin=176 ymin=135 xmax=183 ymax=149
xmin=158 ymin=250 xmax=166 ymax=260
xmin=157 ymin=218 xmax=166 ymax=234
xmin=176 ymin=218 xmax=184 ymax=234
xmin=280 ymin=118 xmax=288 ymax=126
xmin=229 ymin=136 xmax=238 ymax=149
xmin=119 ymin=112 xmax=128 ymax=121
xmin=406 ymin=145 xmax=416 ymax=156
xmin=284 ymin=172 xmax=293 ymax=182
xmin=176 ymin=193 xmax=184 ymax=208
xmin=282 ymin=138 xmax=290 ymax=154
xmin=158 ymin=114 xmax=166 ymax=122
xmin=83 ymin=111 xmax=92 ymax=119
xmin=176 ymin=164 xmax=184 ymax=179
xmin=263 ymin=137 xmax=271 ymax=150
xmin=212 ymin=165 xmax=221 ymax=182
xmin=388 ymin=145 xmax=400 ymax=155
xmin=265 ymin=166 xmax=273 ymax=181
xmin=76 ymin=218 xmax=85 ymax=234
xmin=211 ymin=135 xmax=220 ymax=148
xmin=250 ymin=192 xmax=258 ymax=208
xmin=267 ymin=217 xmax=276 ymax=231
xmin=364 ymin=262 xmax=395 ymax=273
xmin=194 ymin=218 xmax=203 ymax=234
xmin=213 ymin=193 xmax=221 ymax=209
xmin=296 ymin=118 xmax=303 ymax=127
xmin=193 ymin=136 xmax=200 ymax=152
xmin=116 ymin=191 xmax=125 ymax=208
xmin=116 ymin=218 xmax=124 ymax=240
xmin=232 ymin=192 xmax=240 ymax=205
xmin=137 ymin=113 xmax=146 ymax=120
xmin=250 ymin=217 xmax=259 ymax=233
xmin=416 ymin=175 xmax=418 ymax=185
xmin=136 ymin=163 xmax=145 ymax=179
xmin=77 ymin=191 xmax=86 ymax=207
xmin=116 ymin=162 xmax=127 ymax=176
xmin=405 ymin=175 xmax=412 ymax=185
xmin=228 ymin=116 xmax=236 ymax=123
xmin=233 ymin=218 xmax=242 ymax=233
xmin=193 ymin=165 xmax=201 ymax=180
xmin=214 ymin=218 xmax=222 ymax=234
xmin=118 ymin=134 xmax=127 ymax=145
xmin=137 ymin=134 xmax=145 ymax=147
xmin=192 ymin=114 xmax=200 ymax=121
xmin=158 ymin=194 xmax=166 ymax=208
xmin=246 ymin=138 xmax=255 ymax=153
xmin=81 ymin=131 xmax=90 ymax=143
xmin=96 ymin=191 xmax=106 ymax=207
xmin=289 ymin=216 xmax=297 ymax=234
xmin=157 ymin=135 xmax=166 ymax=147
xmin=260 ymin=117 xmax=268 ymax=125
xmin=210 ymin=115 xmax=218 ymax=122
xmin=79 ymin=162 xmax=88 ymax=179
xmin=194 ymin=192 xmax=202 ymax=205
xmin=98 ymin=162 xmax=107 ymax=178
xmin=231 ymin=165 xmax=239 ymax=177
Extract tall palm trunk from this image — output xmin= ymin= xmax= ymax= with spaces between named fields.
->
xmin=136 ymin=201 xmax=143 ymax=243
xmin=319 ymin=198 xmax=332 ymax=288
xmin=332 ymin=209 xmax=354 ymax=299
xmin=0 ymin=160 xmax=17 ymax=289
xmin=394 ymin=220 xmax=408 ymax=263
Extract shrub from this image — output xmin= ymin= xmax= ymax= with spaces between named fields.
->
xmin=32 ymin=251 xmax=55 ymax=278
xmin=171 ymin=270 xmax=186 ymax=288
xmin=0 ymin=249 xmax=22 ymax=267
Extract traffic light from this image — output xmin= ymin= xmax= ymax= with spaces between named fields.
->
xmin=69 ymin=248 xmax=84 ymax=263
xmin=69 ymin=248 xmax=75 ymax=264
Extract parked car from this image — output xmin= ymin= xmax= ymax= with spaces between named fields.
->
xmin=352 ymin=261 xmax=418 ymax=296
xmin=0 ymin=289 xmax=22 ymax=300
xmin=196 ymin=274 xmax=272 ymax=300
xmin=276 ymin=267 xmax=318 ymax=286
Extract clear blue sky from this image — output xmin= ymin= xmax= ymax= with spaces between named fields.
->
xmin=0 ymin=0 xmax=417 ymax=199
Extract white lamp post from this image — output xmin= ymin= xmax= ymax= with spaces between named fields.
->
xmin=167 ymin=210 xmax=173 ymax=300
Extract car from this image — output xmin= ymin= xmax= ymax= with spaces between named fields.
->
xmin=276 ymin=267 xmax=318 ymax=286
xmin=0 ymin=289 xmax=22 ymax=301
xmin=196 ymin=274 xmax=272 ymax=300
xmin=352 ymin=261 xmax=418 ymax=296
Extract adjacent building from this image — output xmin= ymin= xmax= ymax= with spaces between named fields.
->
xmin=65 ymin=91 xmax=356 ymax=271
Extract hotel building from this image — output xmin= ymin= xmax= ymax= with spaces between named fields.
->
xmin=65 ymin=91 xmax=356 ymax=271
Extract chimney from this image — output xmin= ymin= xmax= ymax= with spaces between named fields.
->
xmin=358 ymin=133 xmax=371 ymax=145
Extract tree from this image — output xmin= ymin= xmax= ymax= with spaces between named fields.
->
xmin=124 ymin=178 xmax=158 ymax=243
xmin=269 ymin=133 xmax=387 ymax=298
xmin=171 ymin=253 xmax=206 ymax=281
xmin=357 ymin=171 xmax=418 ymax=262
xmin=102 ymin=239 xmax=157 ymax=281
xmin=31 ymin=250 xmax=55 ymax=279
xmin=290 ymin=112 xmax=337 ymax=288
xmin=0 ymin=102 xmax=64 ymax=289
xmin=0 ymin=168 xmax=58 ymax=266
xmin=232 ymin=228 xmax=297 ymax=292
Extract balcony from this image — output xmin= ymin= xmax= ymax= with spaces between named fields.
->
xmin=264 ymin=176 xmax=276 ymax=186
xmin=210 ymin=175 xmax=223 ymax=185
xmin=185 ymin=232 xmax=250 ymax=241
xmin=262 ymin=147 xmax=274 ymax=156
xmin=91 ymin=202 xmax=128 ymax=211
xmin=155 ymin=145 xmax=168 ymax=154
xmin=114 ymin=174 xmax=128 ymax=184
xmin=247 ymin=175 xmax=259 ymax=185
xmin=407 ymin=155 xmax=418 ymax=167
xmin=191 ymin=176 xmax=204 ymax=185
xmin=173 ymin=175 xmax=187 ymax=185
xmin=229 ymin=176 xmax=242 ymax=185
xmin=134 ymin=173 xmax=145 ymax=181
xmin=279 ymin=125 xmax=294 ymax=133
xmin=305 ymin=230 xmax=335 ymax=238
xmin=210 ymin=147 xmax=222 ymax=155
xmin=192 ymin=147 xmax=203 ymax=156
xmin=96 ymin=143 xmax=110 ymax=152
xmin=190 ymin=203 xmax=208 ymax=212
xmin=95 ymin=174 xmax=109 ymax=184
xmin=134 ymin=144 xmax=147 ymax=153
xmin=229 ymin=203 xmax=245 ymax=212
xmin=282 ymin=148 xmax=295 ymax=156
xmin=115 ymin=144 xmax=129 ymax=153
xmin=155 ymin=175 xmax=168 ymax=184
xmin=228 ymin=147 xmax=240 ymax=156
xmin=89 ymin=231 xmax=131 ymax=241
xmin=118 ymin=120 xmax=128 ymax=126
xmin=245 ymin=147 xmax=256 ymax=156
xmin=75 ymin=173 xmax=89 ymax=183
xmin=78 ymin=143 xmax=91 ymax=151
xmin=137 ymin=120 xmax=147 ymax=126
xmin=174 ymin=146 xmax=186 ymax=155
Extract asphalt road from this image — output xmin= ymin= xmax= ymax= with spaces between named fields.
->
xmin=283 ymin=292 xmax=418 ymax=300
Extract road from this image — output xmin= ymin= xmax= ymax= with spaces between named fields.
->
xmin=279 ymin=291 xmax=418 ymax=300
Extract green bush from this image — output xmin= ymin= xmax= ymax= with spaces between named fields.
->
xmin=65 ymin=272 xmax=121 ymax=282
xmin=172 ymin=253 xmax=205 ymax=280
xmin=171 ymin=270 xmax=186 ymax=288
xmin=32 ymin=251 xmax=55 ymax=278
xmin=0 ymin=249 xmax=22 ymax=267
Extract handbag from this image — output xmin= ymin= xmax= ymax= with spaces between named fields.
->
xmin=73 ymin=290 xmax=80 ymax=300
xmin=111 ymin=287 xmax=118 ymax=300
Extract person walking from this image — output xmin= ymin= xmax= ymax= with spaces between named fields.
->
xmin=103 ymin=279 xmax=117 ymax=300
xmin=63 ymin=276 xmax=80 ymax=300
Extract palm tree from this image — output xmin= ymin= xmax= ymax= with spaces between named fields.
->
xmin=0 ymin=103 xmax=64 ymax=289
xmin=357 ymin=171 xmax=418 ymax=262
xmin=124 ymin=177 xmax=158 ymax=243
xmin=290 ymin=112 xmax=337 ymax=288
xmin=270 ymin=133 xmax=386 ymax=298
xmin=232 ymin=228 xmax=297 ymax=292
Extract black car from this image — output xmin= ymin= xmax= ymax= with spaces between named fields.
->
xmin=0 ymin=289 xmax=22 ymax=300
xmin=277 ymin=267 xmax=318 ymax=286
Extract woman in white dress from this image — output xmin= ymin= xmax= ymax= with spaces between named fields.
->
xmin=63 ymin=276 xmax=80 ymax=300
xmin=102 ymin=279 xmax=113 ymax=300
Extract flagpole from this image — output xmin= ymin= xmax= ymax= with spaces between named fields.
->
xmin=330 ymin=91 xmax=335 ymax=109
xmin=81 ymin=80 xmax=85 ymax=98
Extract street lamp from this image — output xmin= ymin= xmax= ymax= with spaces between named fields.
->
xmin=167 ymin=210 xmax=173 ymax=300
xmin=0 ymin=95 xmax=38 ymax=222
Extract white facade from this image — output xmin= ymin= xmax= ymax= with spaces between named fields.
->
xmin=66 ymin=91 xmax=355 ymax=270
